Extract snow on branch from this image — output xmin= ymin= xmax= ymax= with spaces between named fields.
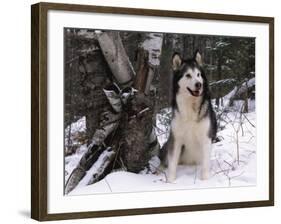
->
xmin=223 ymin=77 xmax=255 ymax=108
xmin=87 ymin=147 xmax=116 ymax=185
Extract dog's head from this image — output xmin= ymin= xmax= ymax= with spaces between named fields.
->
xmin=172 ymin=51 xmax=207 ymax=97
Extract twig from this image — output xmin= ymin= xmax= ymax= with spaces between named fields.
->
xmin=223 ymin=160 xmax=235 ymax=170
xmin=213 ymin=169 xmax=231 ymax=176
xmin=153 ymin=124 xmax=169 ymax=136
xmin=119 ymin=157 xmax=126 ymax=170
xmin=229 ymin=171 xmax=245 ymax=181
xmin=104 ymin=177 xmax=113 ymax=192
xmin=247 ymin=150 xmax=256 ymax=158
xmin=242 ymin=113 xmax=255 ymax=127
xmin=193 ymin=166 xmax=198 ymax=184
xmin=111 ymin=142 xmax=121 ymax=170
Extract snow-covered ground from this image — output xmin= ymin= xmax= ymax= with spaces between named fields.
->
xmin=65 ymin=100 xmax=256 ymax=195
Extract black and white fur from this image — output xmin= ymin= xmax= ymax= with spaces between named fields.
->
xmin=161 ymin=51 xmax=217 ymax=182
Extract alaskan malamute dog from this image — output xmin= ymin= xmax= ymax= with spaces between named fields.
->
xmin=161 ymin=51 xmax=217 ymax=182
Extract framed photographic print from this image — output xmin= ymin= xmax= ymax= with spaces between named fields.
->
xmin=31 ymin=2 xmax=274 ymax=221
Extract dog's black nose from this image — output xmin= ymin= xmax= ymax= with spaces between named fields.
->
xmin=195 ymin=82 xmax=202 ymax=89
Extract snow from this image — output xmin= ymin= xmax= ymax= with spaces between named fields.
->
xmin=206 ymin=41 xmax=230 ymax=51
xmin=77 ymin=29 xmax=95 ymax=39
xmin=209 ymin=78 xmax=236 ymax=87
xmin=65 ymin=116 xmax=86 ymax=134
xmin=65 ymin=116 xmax=86 ymax=146
xmin=210 ymin=111 xmax=256 ymax=187
xmin=155 ymin=107 xmax=172 ymax=147
xmin=77 ymin=148 xmax=115 ymax=187
xmin=65 ymin=116 xmax=88 ymax=181
xmin=65 ymin=144 xmax=88 ymax=182
xmin=222 ymin=77 xmax=255 ymax=108
xmin=215 ymin=41 xmax=231 ymax=49
xmin=65 ymin=102 xmax=256 ymax=195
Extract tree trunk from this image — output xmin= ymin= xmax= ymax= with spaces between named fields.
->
xmin=216 ymin=50 xmax=223 ymax=107
xmin=243 ymin=80 xmax=249 ymax=113
xmin=134 ymin=48 xmax=149 ymax=92
xmin=96 ymin=31 xmax=135 ymax=87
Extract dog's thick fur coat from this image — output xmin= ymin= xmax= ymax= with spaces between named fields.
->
xmin=160 ymin=51 xmax=217 ymax=182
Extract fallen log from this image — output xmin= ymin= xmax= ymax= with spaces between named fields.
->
xmin=65 ymin=84 xmax=123 ymax=194
xmin=87 ymin=147 xmax=116 ymax=185
xmin=223 ymin=77 xmax=255 ymax=108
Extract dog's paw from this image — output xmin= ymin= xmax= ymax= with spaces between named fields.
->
xmin=200 ymin=170 xmax=210 ymax=180
xmin=154 ymin=164 xmax=165 ymax=176
xmin=166 ymin=175 xmax=176 ymax=183
xmin=153 ymin=178 xmax=168 ymax=183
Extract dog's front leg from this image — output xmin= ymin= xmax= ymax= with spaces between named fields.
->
xmin=167 ymin=142 xmax=181 ymax=183
xmin=200 ymin=142 xmax=211 ymax=180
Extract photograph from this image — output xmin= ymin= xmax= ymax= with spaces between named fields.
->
xmin=30 ymin=2 xmax=274 ymax=220
xmin=63 ymin=28 xmax=256 ymax=196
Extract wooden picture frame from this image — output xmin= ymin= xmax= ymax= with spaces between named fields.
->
xmin=31 ymin=2 xmax=274 ymax=221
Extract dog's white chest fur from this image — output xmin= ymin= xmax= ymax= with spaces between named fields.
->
xmin=166 ymin=93 xmax=211 ymax=182
xmin=171 ymin=93 xmax=211 ymax=164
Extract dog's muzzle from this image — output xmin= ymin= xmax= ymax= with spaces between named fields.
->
xmin=187 ymin=87 xmax=201 ymax=97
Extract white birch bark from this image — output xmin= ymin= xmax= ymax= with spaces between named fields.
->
xmin=96 ymin=31 xmax=135 ymax=87
xmin=141 ymin=33 xmax=163 ymax=95
xmin=87 ymin=148 xmax=116 ymax=185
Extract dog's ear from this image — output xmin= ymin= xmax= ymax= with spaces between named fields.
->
xmin=172 ymin=53 xmax=182 ymax=71
xmin=194 ymin=50 xmax=203 ymax=66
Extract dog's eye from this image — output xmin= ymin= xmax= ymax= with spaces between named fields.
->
xmin=185 ymin=74 xmax=191 ymax=78
xmin=197 ymin=73 xmax=200 ymax=77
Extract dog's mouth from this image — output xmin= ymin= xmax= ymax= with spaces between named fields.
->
xmin=187 ymin=87 xmax=201 ymax=97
